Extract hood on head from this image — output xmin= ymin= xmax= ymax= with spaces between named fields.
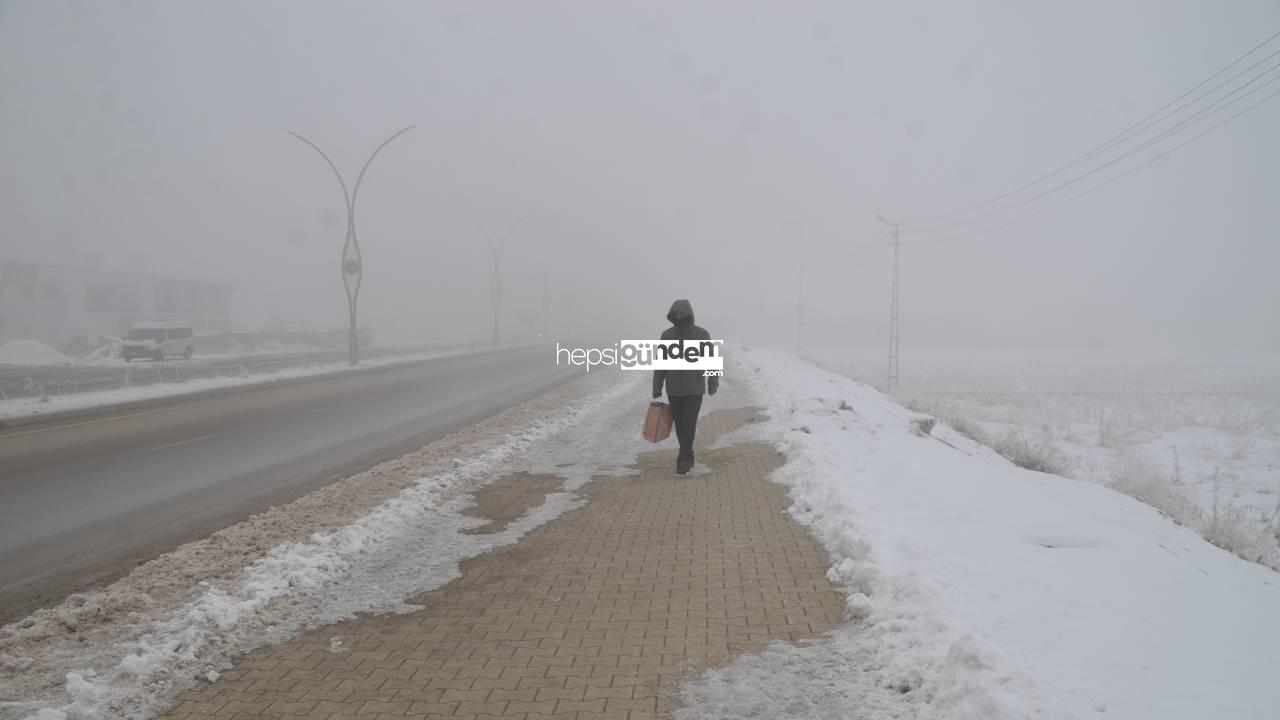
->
xmin=666 ymin=299 xmax=694 ymax=324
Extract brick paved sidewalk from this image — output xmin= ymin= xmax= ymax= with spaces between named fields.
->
xmin=162 ymin=407 xmax=846 ymax=720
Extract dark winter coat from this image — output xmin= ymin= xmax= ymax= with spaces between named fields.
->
xmin=652 ymin=299 xmax=720 ymax=398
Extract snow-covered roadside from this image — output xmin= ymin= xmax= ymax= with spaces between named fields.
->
xmin=912 ymin=391 xmax=1280 ymax=570
xmin=680 ymin=349 xmax=1280 ymax=720
xmin=0 ymin=370 xmax=643 ymax=720
xmin=0 ymin=349 xmax=460 ymax=421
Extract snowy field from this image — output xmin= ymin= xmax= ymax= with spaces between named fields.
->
xmin=679 ymin=349 xmax=1280 ymax=720
xmin=885 ymin=364 xmax=1280 ymax=571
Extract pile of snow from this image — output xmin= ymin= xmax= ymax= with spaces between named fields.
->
xmin=0 ymin=340 xmax=69 ymax=367
xmin=80 ymin=340 xmax=122 ymax=364
xmin=681 ymin=349 xmax=1280 ymax=720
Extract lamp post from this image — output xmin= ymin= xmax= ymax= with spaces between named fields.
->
xmin=284 ymin=126 xmax=416 ymax=365
xmin=463 ymin=214 xmax=532 ymax=348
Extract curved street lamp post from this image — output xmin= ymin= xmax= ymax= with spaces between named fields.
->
xmin=284 ymin=126 xmax=416 ymax=365
xmin=463 ymin=214 xmax=532 ymax=348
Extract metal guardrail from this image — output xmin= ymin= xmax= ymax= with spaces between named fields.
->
xmin=0 ymin=343 xmax=551 ymax=430
xmin=0 ymin=343 xmax=481 ymax=401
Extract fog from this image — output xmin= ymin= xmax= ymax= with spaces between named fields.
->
xmin=3 ymin=0 xmax=1278 ymax=367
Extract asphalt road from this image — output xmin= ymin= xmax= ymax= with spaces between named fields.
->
xmin=0 ymin=345 xmax=574 ymax=623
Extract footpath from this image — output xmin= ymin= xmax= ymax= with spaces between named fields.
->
xmin=160 ymin=406 xmax=846 ymax=720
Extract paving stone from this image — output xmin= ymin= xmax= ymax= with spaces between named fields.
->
xmin=161 ymin=407 xmax=844 ymax=718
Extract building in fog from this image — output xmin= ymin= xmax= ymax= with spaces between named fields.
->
xmin=0 ymin=258 xmax=232 ymax=351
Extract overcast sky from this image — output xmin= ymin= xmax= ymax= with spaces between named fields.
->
xmin=2 ymin=0 xmax=1278 ymax=363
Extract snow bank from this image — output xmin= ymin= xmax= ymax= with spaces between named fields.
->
xmin=0 ymin=340 xmax=68 ymax=367
xmin=681 ymin=349 xmax=1280 ymax=720
xmin=916 ymin=390 xmax=1280 ymax=571
xmin=80 ymin=341 xmax=122 ymax=364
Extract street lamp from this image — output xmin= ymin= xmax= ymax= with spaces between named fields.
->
xmin=463 ymin=214 xmax=532 ymax=348
xmin=284 ymin=126 xmax=416 ymax=365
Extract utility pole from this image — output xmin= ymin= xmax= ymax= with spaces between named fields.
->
xmin=877 ymin=215 xmax=901 ymax=391
xmin=795 ymin=266 xmax=805 ymax=356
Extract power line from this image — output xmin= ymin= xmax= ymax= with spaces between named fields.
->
xmin=923 ymin=84 xmax=1280 ymax=242
xmin=1080 ymin=46 xmax=1280 ymax=167
xmin=874 ymin=30 xmax=1280 ymax=393
xmin=868 ymin=88 xmax=1279 ymax=395
xmin=906 ymin=60 xmax=1280 ymax=235
xmin=904 ymin=28 xmax=1280 ymax=226
xmin=902 ymin=60 xmax=1280 ymax=235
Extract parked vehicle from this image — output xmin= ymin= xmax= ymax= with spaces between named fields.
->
xmin=121 ymin=321 xmax=196 ymax=361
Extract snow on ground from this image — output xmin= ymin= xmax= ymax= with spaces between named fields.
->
xmin=10 ymin=345 xmax=1278 ymax=720
xmin=0 ymin=370 xmax=643 ymax=720
xmin=0 ymin=350 xmax=460 ymax=421
xmin=900 ymin=379 xmax=1280 ymax=570
xmin=0 ymin=341 xmax=69 ymax=367
xmin=79 ymin=341 xmax=121 ymax=364
xmin=679 ymin=348 xmax=1280 ymax=720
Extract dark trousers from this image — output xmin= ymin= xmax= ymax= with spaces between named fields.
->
xmin=668 ymin=394 xmax=704 ymax=463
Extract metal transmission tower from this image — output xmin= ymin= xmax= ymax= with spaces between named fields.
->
xmin=878 ymin=216 xmax=902 ymax=390
xmin=284 ymin=126 xmax=417 ymax=365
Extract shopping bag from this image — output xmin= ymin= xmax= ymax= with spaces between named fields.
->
xmin=642 ymin=401 xmax=673 ymax=443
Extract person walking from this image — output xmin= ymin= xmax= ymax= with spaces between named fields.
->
xmin=652 ymin=299 xmax=718 ymax=474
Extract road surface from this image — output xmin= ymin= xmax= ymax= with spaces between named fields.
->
xmin=0 ymin=345 xmax=574 ymax=623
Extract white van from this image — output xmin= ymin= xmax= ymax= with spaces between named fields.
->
xmin=121 ymin=321 xmax=196 ymax=361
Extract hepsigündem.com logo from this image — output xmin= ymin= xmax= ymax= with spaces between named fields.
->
xmin=556 ymin=340 xmax=724 ymax=372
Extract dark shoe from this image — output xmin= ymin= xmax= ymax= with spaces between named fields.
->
xmin=676 ymin=459 xmax=691 ymax=475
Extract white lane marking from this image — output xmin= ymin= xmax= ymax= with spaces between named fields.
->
xmin=142 ymin=433 xmax=219 ymax=454
xmin=0 ymin=396 xmax=236 ymax=440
